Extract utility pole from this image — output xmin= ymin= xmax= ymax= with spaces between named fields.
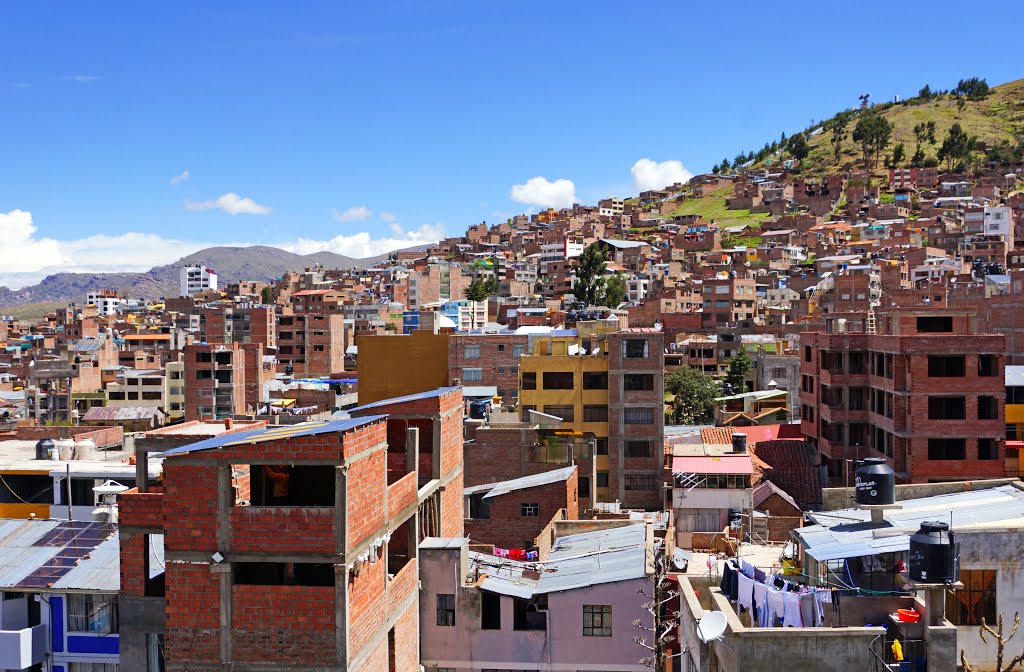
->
xmin=633 ymin=542 xmax=684 ymax=671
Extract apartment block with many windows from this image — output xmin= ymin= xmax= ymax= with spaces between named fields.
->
xmin=800 ymin=308 xmax=1006 ymax=483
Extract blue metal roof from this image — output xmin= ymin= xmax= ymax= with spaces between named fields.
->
xmin=153 ymin=415 xmax=387 ymax=457
xmin=348 ymin=387 xmax=460 ymax=414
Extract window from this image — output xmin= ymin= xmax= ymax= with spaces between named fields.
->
xmin=512 ymin=344 xmax=525 ymax=357
xmin=624 ymin=374 xmax=654 ymax=391
xmin=596 ymin=471 xmax=609 ymax=488
xmin=521 ymin=372 xmax=537 ymax=390
xmin=625 ymin=440 xmax=652 ymax=458
xmin=544 ymin=405 xmax=574 ymax=422
xmin=462 ymin=368 xmax=483 ymax=382
xmin=595 ymin=438 xmax=608 ymax=455
xmin=978 ymin=438 xmax=999 ymax=461
xmin=979 ymin=396 xmax=998 ymax=420
xmin=497 ymin=344 xmax=505 ymax=352
xmin=928 ymin=438 xmax=966 ymax=460
xmin=625 ymin=474 xmax=656 ymax=490
xmin=625 ymin=339 xmax=649 ymax=359
xmin=916 ymin=316 xmax=953 ymax=333
xmin=234 ymin=562 xmax=333 ymax=586
xmin=521 ymin=503 xmax=539 ymax=517
xmin=196 ymin=369 xmax=212 ymax=380
xmin=465 ymin=345 xmax=480 ymax=359
xmin=436 ymin=594 xmax=456 ymax=626
xmin=946 ymin=570 xmax=996 ymax=626
xmin=624 ymin=407 xmax=655 ymax=424
xmin=67 ymin=594 xmax=119 ymax=634
xmin=928 ymin=397 xmax=965 ymax=420
xmin=583 ymin=372 xmax=608 ymax=389
xmin=1008 ymin=386 xmax=1024 ymax=405
xmin=69 ymin=664 xmax=120 ymax=672
xmin=108 ymin=392 xmax=125 ymax=401
xmin=242 ymin=465 xmax=335 ymax=507
xmin=583 ymin=605 xmax=612 ymax=636
xmin=481 ymin=591 xmax=501 ymax=630
xmin=543 ymin=371 xmax=574 ymax=389
xmin=804 ymin=345 xmax=812 ymax=362
xmin=578 ymin=476 xmax=590 ymax=494
xmin=583 ymin=405 xmax=608 ymax=422
xmin=979 ymin=354 xmax=998 ymax=377
xmin=928 ymin=356 xmax=965 ymax=377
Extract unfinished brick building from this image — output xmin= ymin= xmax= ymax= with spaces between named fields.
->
xmin=800 ymin=308 xmax=1006 ymax=484
xmin=183 ymin=342 xmax=265 ymax=421
xmin=119 ymin=386 xmax=465 ymax=671
xmin=464 ymin=466 xmax=579 ymax=548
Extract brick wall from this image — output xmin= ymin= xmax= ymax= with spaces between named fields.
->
xmin=164 ymin=562 xmax=221 ymax=663
xmin=15 ymin=425 xmax=123 ymax=447
xmin=231 ymin=585 xmax=337 ymax=665
xmin=464 ymin=470 xmax=578 ymax=548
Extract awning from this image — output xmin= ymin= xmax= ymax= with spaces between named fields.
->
xmin=671 ymin=455 xmax=754 ymax=475
xmin=270 ymin=398 xmax=296 ymax=408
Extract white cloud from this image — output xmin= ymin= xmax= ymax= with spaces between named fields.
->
xmin=0 ymin=210 xmax=210 ymax=290
xmin=169 ymin=169 xmax=190 ymax=185
xmin=510 ymin=176 xmax=576 ymax=209
xmin=185 ymin=192 xmax=272 ymax=215
xmin=379 ymin=211 xmax=397 ymax=223
xmin=331 ymin=205 xmax=372 ymax=223
xmin=630 ymin=158 xmax=694 ymax=192
xmin=64 ymin=75 xmax=101 ymax=83
xmin=282 ymin=223 xmax=444 ymax=259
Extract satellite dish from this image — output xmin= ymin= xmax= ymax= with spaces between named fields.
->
xmin=697 ymin=611 xmax=728 ymax=643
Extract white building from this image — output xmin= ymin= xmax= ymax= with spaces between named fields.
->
xmin=984 ymin=205 xmax=1014 ymax=247
xmin=540 ymin=240 xmax=585 ymax=274
xmin=85 ymin=291 xmax=126 ymax=317
xmin=179 ymin=265 xmax=218 ymax=296
xmin=626 ymin=275 xmax=650 ymax=303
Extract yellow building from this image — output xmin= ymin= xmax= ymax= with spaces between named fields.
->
xmin=1007 ymin=366 xmax=1024 ymax=476
xmin=357 ymin=329 xmax=450 ymax=405
xmin=519 ymin=329 xmax=617 ymax=502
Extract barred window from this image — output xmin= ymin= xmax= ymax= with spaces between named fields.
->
xmin=583 ymin=604 xmax=612 ymax=636
xmin=583 ymin=405 xmax=608 ymax=422
xmin=946 ymin=570 xmax=996 ymax=626
xmin=521 ymin=503 xmax=539 ymax=517
xmin=624 ymin=407 xmax=654 ymax=424
xmin=625 ymin=440 xmax=652 ymax=458
xmin=624 ymin=474 xmax=656 ymax=490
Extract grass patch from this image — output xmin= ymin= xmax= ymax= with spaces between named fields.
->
xmin=659 ymin=185 xmax=772 ymax=229
xmin=0 ymin=301 xmax=66 ymax=320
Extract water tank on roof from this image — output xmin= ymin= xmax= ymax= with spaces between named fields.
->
xmin=731 ymin=433 xmax=747 ymax=453
xmin=909 ymin=521 xmax=960 ymax=584
xmin=35 ymin=439 xmax=54 ymax=460
xmin=55 ymin=438 xmax=76 ymax=461
xmin=75 ymin=437 xmax=98 ymax=460
xmin=854 ymin=457 xmax=896 ymax=506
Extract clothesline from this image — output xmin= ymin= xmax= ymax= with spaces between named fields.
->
xmin=721 ymin=558 xmax=835 ymax=628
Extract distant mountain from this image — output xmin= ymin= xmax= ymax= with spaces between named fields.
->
xmin=0 ymin=244 xmax=429 ymax=308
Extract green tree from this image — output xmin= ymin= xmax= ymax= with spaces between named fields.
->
xmin=886 ymin=142 xmax=905 ymax=169
xmin=724 ymin=348 xmax=752 ymax=393
xmin=787 ymin=133 xmax=810 ymax=161
xmin=601 ymin=272 xmax=626 ymax=307
xmin=827 ymin=111 xmax=852 ymax=163
xmin=956 ymin=77 xmax=990 ymax=101
xmin=711 ymin=163 xmax=720 ymax=174
xmin=937 ymin=123 xmax=978 ymax=171
xmin=852 ymin=111 xmax=893 ymax=168
xmin=464 ymin=277 xmax=496 ymax=302
xmin=956 ymin=92 xmax=967 ymax=118
xmin=720 ymin=157 xmax=731 ymax=172
xmin=918 ymin=84 xmax=933 ymax=100
xmin=260 ymin=286 xmax=273 ymax=304
xmin=573 ymin=244 xmax=609 ymax=306
xmin=666 ymin=366 xmax=720 ymax=425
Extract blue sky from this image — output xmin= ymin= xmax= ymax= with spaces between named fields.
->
xmin=1 ymin=0 xmax=1022 ymax=288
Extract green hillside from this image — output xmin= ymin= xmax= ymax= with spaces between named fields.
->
xmin=799 ymin=78 xmax=1024 ymax=176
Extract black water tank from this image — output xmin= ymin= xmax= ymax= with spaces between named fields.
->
xmin=35 ymin=439 xmax=54 ymax=460
xmin=909 ymin=521 xmax=960 ymax=584
xmin=731 ymin=433 xmax=747 ymax=453
xmin=854 ymin=457 xmax=896 ymax=505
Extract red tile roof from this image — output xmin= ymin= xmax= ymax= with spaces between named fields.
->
xmin=750 ymin=440 xmax=823 ymax=510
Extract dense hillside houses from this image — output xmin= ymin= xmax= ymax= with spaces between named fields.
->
xmin=1 ymin=77 xmax=1024 ymax=671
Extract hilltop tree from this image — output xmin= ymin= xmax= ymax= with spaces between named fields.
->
xmin=912 ymin=121 xmax=938 ymax=166
xmin=464 ymin=275 xmax=498 ymax=302
xmin=918 ymin=84 xmax=933 ymax=100
xmin=787 ymin=133 xmax=810 ymax=161
xmin=885 ymin=143 xmax=906 ymax=169
xmin=666 ymin=366 xmax=720 ymax=425
xmin=602 ymin=272 xmax=626 ymax=307
xmin=724 ymin=348 xmax=752 ymax=394
xmin=720 ymin=157 xmax=731 ymax=172
xmin=852 ymin=111 xmax=893 ymax=168
xmin=260 ymin=286 xmax=273 ymax=304
xmin=938 ymin=123 xmax=978 ymax=172
xmin=956 ymin=91 xmax=967 ymax=118
xmin=956 ymin=77 xmax=991 ymax=101
xmin=711 ymin=163 xmax=720 ymax=174
xmin=573 ymin=244 xmax=610 ymax=306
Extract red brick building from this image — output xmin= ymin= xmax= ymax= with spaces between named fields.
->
xmin=119 ymin=387 xmax=465 ymax=671
xmin=277 ymin=312 xmax=347 ymax=377
xmin=183 ymin=342 xmax=264 ymax=421
xmin=464 ymin=465 xmax=579 ymax=548
xmin=447 ymin=332 xmax=528 ymax=400
xmin=198 ymin=304 xmax=276 ymax=348
xmin=800 ymin=308 xmax=1006 ymax=483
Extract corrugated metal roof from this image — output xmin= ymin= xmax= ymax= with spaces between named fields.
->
xmin=464 ymin=466 xmax=576 ymax=500
xmin=153 ymin=415 xmax=387 ymax=457
xmin=68 ymin=340 xmax=104 ymax=352
xmin=796 ymin=484 xmax=1024 ymax=562
xmin=672 ymin=455 xmax=754 ymax=475
xmin=0 ymin=520 xmax=119 ymax=592
xmin=83 ymin=406 xmax=163 ymax=422
xmin=348 ymin=387 xmax=460 ymax=414
xmin=462 ymin=386 xmax=498 ymax=399
xmin=473 ymin=524 xmax=647 ymax=598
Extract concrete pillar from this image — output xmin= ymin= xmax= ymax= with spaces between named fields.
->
xmin=406 ymin=426 xmax=420 ymax=476
xmin=335 ymin=464 xmax=349 ymax=666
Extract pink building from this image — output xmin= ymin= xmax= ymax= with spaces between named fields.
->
xmin=420 ymin=523 xmax=653 ymax=671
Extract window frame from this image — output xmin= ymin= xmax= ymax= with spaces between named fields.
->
xmin=436 ymin=593 xmax=456 ymax=626
xmin=583 ymin=604 xmax=613 ymax=637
